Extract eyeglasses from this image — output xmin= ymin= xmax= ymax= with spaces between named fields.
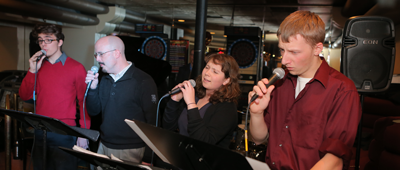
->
xmin=94 ymin=49 xmax=116 ymax=59
xmin=36 ymin=39 xmax=58 ymax=44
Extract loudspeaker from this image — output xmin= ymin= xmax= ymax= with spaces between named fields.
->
xmin=341 ymin=16 xmax=395 ymax=93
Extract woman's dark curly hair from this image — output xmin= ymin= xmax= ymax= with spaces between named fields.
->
xmin=32 ymin=24 xmax=64 ymax=41
xmin=195 ymin=53 xmax=241 ymax=105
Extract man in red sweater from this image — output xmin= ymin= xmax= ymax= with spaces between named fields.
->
xmin=19 ymin=24 xmax=90 ymax=170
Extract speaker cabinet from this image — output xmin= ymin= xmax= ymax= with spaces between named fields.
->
xmin=341 ymin=16 xmax=395 ymax=93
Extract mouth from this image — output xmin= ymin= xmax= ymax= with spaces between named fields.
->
xmin=98 ymin=62 xmax=105 ymax=66
xmin=203 ymin=78 xmax=210 ymax=82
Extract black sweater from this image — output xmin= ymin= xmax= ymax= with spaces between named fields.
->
xmin=163 ymin=99 xmax=237 ymax=149
xmin=87 ymin=64 xmax=158 ymax=149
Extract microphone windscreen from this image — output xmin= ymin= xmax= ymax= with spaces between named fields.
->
xmin=189 ymin=79 xmax=196 ymax=88
xmin=273 ymin=67 xmax=285 ymax=79
xmin=91 ymin=66 xmax=99 ymax=74
xmin=40 ymin=49 xmax=47 ymax=56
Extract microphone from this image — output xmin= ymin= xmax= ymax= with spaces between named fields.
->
xmin=36 ymin=50 xmax=46 ymax=61
xmin=84 ymin=66 xmax=99 ymax=97
xmin=250 ymin=67 xmax=285 ymax=102
xmin=164 ymin=79 xmax=196 ymax=97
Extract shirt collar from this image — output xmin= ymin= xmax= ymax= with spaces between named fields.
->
xmin=110 ymin=61 xmax=132 ymax=82
xmin=285 ymin=57 xmax=330 ymax=88
xmin=46 ymin=52 xmax=67 ymax=65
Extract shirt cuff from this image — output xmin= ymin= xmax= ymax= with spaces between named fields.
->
xmin=319 ymin=138 xmax=352 ymax=169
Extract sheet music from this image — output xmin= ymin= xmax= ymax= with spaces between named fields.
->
xmin=246 ymin=157 xmax=271 ymax=170
xmin=72 ymin=145 xmax=109 ymax=159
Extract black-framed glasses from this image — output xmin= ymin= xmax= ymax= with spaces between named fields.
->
xmin=94 ymin=49 xmax=116 ymax=59
xmin=36 ymin=39 xmax=58 ymax=44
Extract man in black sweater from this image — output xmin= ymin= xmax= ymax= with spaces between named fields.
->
xmin=85 ymin=36 xmax=158 ymax=164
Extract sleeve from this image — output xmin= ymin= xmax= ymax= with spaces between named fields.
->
xmin=187 ymin=102 xmax=237 ymax=144
xmin=86 ymin=79 xmax=101 ymax=117
xmin=19 ymin=71 xmax=36 ymax=101
xmin=318 ymin=88 xmax=362 ymax=169
xmin=162 ymin=99 xmax=185 ymax=131
xmin=140 ymin=78 xmax=158 ymax=126
xmin=75 ymin=64 xmax=91 ymax=129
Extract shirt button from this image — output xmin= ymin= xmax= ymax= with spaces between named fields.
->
xmin=286 ymin=125 xmax=288 ymax=128
xmin=111 ymin=92 xmax=115 ymax=95
xmin=279 ymin=144 xmax=282 ymax=147
xmin=113 ymin=84 xmax=116 ymax=87
xmin=272 ymin=162 xmax=275 ymax=165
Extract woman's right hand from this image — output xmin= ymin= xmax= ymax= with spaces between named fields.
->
xmin=170 ymin=84 xmax=183 ymax=102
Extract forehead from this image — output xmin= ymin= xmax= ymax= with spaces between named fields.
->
xmin=278 ymin=34 xmax=309 ymax=48
xmin=37 ymin=33 xmax=56 ymax=39
xmin=206 ymin=60 xmax=223 ymax=70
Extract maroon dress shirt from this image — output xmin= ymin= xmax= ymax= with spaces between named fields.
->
xmin=263 ymin=58 xmax=361 ymax=170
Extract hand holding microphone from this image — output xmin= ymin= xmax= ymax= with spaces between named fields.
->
xmin=28 ymin=50 xmax=46 ymax=73
xmin=85 ymin=66 xmax=99 ymax=96
xmin=166 ymin=79 xmax=196 ymax=102
xmin=250 ymin=68 xmax=285 ymax=103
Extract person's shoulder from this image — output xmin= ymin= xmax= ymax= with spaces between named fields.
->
xmin=328 ymin=67 xmax=358 ymax=91
xmin=130 ymin=65 xmax=155 ymax=84
xmin=65 ymin=57 xmax=84 ymax=66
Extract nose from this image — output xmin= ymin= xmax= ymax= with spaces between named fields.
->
xmin=281 ymin=54 xmax=289 ymax=65
xmin=203 ymin=68 xmax=210 ymax=76
xmin=96 ymin=56 xmax=102 ymax=62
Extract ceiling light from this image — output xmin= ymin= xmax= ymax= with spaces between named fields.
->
xmin=210 ymin=32 xmax=215 ymax=34
xmin=178 ymin=20 xmax=185 ymax=22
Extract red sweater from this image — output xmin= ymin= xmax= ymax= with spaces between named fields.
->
xmin=19 ymin=57 xmax=90 ymax=129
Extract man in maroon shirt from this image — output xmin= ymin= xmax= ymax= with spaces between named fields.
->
xmin=249 ymin=11 xmax=361 ymax=170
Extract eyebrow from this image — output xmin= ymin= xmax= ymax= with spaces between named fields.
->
xmin=38 ymin=35 xmax=54 ymax=39
xmin=207 ymin=64 xmax=221 ymax=73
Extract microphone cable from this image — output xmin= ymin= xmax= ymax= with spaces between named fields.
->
xmin=33 ymin=61 xmax=39 ymax=114
xmin=244 ymin=102 xmax=250 ymax=157
xmin=150 ymin=94 xmax=168 ymax=165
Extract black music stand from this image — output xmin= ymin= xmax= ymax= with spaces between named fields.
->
xmin=0 ymin=108 xmax=100 ymax=170
xmin=59 ymin=147 xmax=166 ymax=170
xmin=124 ymin=119 xmax=270 ymax=170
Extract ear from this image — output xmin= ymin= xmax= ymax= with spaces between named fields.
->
xmin=58 ymin=39 xmax=64 ymax=47
xmin=114 ymin=49 xmax=121 ymax=59
xmin=313 ymin=42 xmax=323 ymax=56
xmin=223 ymin=77 xmax=230 ymax=86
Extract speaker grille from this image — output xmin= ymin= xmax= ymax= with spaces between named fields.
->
xmin=348 ymin=50 xmax=389 ymax=89
xmin=350 ymin=20 xmax=391 ymax=38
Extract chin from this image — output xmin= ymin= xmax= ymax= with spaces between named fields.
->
xmin=101 ymin=68 xmax=108 ymax=73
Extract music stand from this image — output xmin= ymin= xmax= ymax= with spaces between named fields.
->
xmin=59 ymin=147 xmax=166 ymax=170
xmin=0 ymin=108 xmax=100 ymax=170
xmin=124 ymin=119 xmax=270 ymax=170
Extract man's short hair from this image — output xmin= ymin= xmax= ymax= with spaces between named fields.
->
xmin=277 ymin=10 xmax=325 ymax=46
xmin=32 ymin=24 xmax=65 ymax=41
